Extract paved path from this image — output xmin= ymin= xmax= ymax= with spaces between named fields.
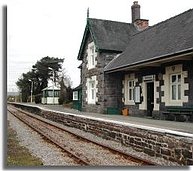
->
xmin=23 ymin=103 xmax=193 ymax=135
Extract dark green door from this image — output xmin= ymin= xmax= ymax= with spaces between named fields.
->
xmin=147 ymin=82 xmax=154 ymax=116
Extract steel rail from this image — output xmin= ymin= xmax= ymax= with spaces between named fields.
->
xmin=8 ymin=107 xmax=89 ymax=166
xmin=8 ymin=105 xmax=156 ymax=166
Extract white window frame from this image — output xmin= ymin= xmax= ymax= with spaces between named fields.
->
xmin=88 ymin=42 xmax=97 ymax=69
xmin=124 ymin=74 xmax=137 ymax=105
xmin=128 ymin=80 xmax=135 ymax=101
xmin=88 ymin=80 xmax=96 ymax=104
xmin=170 ymin=73 xmax=181 ymax=101
xmin=73 ymin=91 xmax=78 ymax=100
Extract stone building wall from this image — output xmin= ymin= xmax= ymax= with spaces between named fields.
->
xmin=183 ymin=58 xmax=193 ymax=106
xmin=80 ymin=32 xmax=121 ymax=113
xmin=120 ymin=59 xmax=193 ymax=120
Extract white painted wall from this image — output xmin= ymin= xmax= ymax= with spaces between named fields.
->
xmin=41 ymin=97 xmax=59 ymax=104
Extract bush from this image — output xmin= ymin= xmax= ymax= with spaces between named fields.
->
xmin=58 ymin=98 xmax=64 ymax=105
xmin=34 ymin=94 xmax=42 ymax=104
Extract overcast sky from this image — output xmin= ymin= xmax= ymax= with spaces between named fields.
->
xmin=6 ymin=0 xmax=193 ymax=92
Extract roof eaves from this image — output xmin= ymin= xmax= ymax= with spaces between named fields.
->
xmin=105 ymin=47 xmax=193 ymax=73
xmin=77 ymin=24 xmax=89 ymax=60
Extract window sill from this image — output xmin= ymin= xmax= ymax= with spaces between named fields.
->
xmin=88 ymin=101 xmax=96 ymax=105
xmin=166 ymin=101 xmax=183 ymax=106
xmin=124 ymin=101 xmax=135 ymax=105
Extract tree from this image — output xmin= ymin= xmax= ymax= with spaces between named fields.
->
xmin=16 ymin=56 xmax=64 ymax=103
xmin=16 ymin=71 xmax=35 ymax=102
xmin=32 ymin=56 xmax=64 ymax=92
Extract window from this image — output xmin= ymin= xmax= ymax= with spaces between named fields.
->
xmin=54 ymin=91 xmax=59 ymax=97
xmin=46 ymin=90 xmax=59 ymax=97
xmin=47 ymin=91 xmax=53 ymax=97
xmin=170 ymin=74 xmax=181 ymax=100
xmin=88 ymin=81 xmax=96 ymax=104
xmin=73 ymin=91 xmax=78 ymax=100
xmin=90 ymin=46 xmax=95 ymax=66
xmin=88 ymin=42 xmax=96 ymax=69
xmin=128 ymin=80 xmax=135 ymax=101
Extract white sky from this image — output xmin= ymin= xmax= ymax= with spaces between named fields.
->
xmin=5 ymin=0 xmax=193 ymax=92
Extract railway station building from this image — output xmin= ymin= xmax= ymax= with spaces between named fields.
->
xmin=77 ymin=1 xmax=193 ymax=121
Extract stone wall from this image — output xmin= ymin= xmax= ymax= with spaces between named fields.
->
xmin=121 ymin=59 xmax=193 ymax=120
xmin=104 ymin=72 xmax=123 ymax=110
xmin=12 ymin=103 xmax=193 ymax=165
xmin=183 ymin=59 xmax=193 ymax=106
xmin=80 ymin=30 xmax=120 ymax=113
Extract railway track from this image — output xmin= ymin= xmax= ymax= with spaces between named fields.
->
xmin=7 ymin=105 xmax=156 ymax=166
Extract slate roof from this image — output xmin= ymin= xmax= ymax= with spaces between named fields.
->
xmin=105 ymin=9 xmax=193 ymax=72
xmin=73 ymin=84 xmax=82 ymax=91
xmin=77 ymin=18 xmax=138 ymax=60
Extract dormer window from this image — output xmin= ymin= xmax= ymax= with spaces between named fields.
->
xmin=87 ymin=42 xmax=97 ymax=69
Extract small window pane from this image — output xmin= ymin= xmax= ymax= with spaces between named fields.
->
xmin=48 ymin=91 xmax=53 ymax=97
xmin=73 ymin=91 xmax=78 ymax=100
xmin=128 ymin=80 xmax=134 ymax=101
xmin=129 ymin=89 xmax=132 ymax=100
xmin=172 ymin=75 xmax=176 ymax=83
xmin=92 ymin=55 xmax=95 ymax=65
xmin=178 ymin=74 xmax=181 ymax=83
xmin=172 ymin=85 xmax=176 ymax=100
xmin=129 ymin=81 xmax=132 ymax=87
xmin=178 ymin=84 xmax=181 ymax=100
xmin=91 ymin=89 xmax=94 ymax=100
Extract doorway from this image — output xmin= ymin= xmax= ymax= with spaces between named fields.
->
xmin=146 ymin=82 xmax=154 ymax=116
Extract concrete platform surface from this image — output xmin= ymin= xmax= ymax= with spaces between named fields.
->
xmin=21 ymin=103 xmax=193 ymax=135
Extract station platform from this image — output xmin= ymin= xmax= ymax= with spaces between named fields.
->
xmin=20 ymin=103 xmax=193 ymax=135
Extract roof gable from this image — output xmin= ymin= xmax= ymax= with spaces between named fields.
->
xmin=105 ymin=9 xmax=193 ymax=72
xmin=77 ymin=18 xmax=138 ymax=60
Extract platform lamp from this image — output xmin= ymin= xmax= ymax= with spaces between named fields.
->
xmin=48 ymin=67 xmax=55 ymax=104
xmin=28 ymin=79 xmax=33 ymax=103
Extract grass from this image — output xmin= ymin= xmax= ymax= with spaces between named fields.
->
xmin=7 ymin=122 xmax=43 ymax=166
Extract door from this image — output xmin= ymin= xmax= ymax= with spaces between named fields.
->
xmin=146 ymin=82 xmax=154 ymax=116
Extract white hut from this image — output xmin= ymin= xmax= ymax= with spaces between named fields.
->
xmin=41 ymin=85 xmax=60 ymax=104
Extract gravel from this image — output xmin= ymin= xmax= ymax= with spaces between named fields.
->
xmin=7 ymin=111 xmax=79 ymax=166
xmin=57 ymin=121 xmax=180 ymax=166
xmin=8 ymin=106 xmax=179 ymax=166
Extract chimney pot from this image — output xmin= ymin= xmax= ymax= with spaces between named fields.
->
xmin=131 ymin=1 xmax=140 ymax=23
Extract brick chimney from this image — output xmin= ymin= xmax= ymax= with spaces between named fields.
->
xmin=131 ymin=1 xmax=149 ymax=31
xmin=131 ymin=1 xmax=140 ymax=23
